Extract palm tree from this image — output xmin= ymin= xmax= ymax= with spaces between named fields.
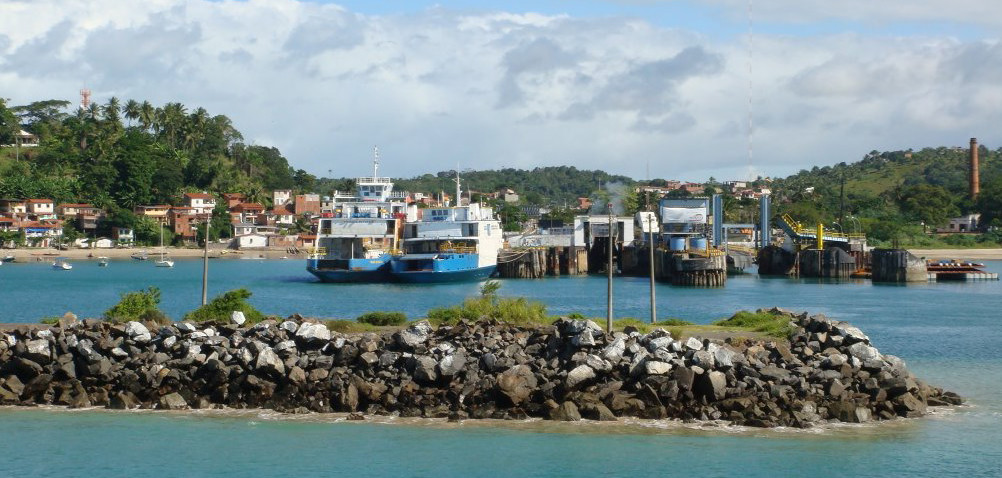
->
xmin=139 ymin=101 xmax=155 ymax=131
xmin=124 ymin=99 xmax=140 ymax=127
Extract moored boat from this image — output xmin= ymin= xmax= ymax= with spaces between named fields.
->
xmin=307 ymin=148 xmax=413 ymax=283
xmin=52 ymin=257 xmax=72 ymax=270
xmin=390 ymin=178 xmax=503 ymax=283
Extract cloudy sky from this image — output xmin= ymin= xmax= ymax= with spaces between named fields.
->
xmin=1 ymin=0 xmax=1000 ymax=181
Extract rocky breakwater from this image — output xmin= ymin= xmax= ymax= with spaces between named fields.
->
xmin=0 ymin=310 xmax=961 ymax=427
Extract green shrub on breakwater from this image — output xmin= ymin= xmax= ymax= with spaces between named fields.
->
xmin=104 ymin=287 xmax=170 ymax=325
xmin=183 ymin=288 xmax=265 ymax=325
xmin=713 ymin=310 xmax=795 ymax=338
xmin=357 ymin=311 xmax=407 ymax=326
xmin=427 ymin=296 xmax=548 ymax=326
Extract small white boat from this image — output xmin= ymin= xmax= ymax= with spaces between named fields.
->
xmin=98 ymin=257 xmax=109 ymax=267
xmin=1 ymin=255 xmax=15 ymax=263
xmin=154 ymin=226 xmax=174 ymax=268
xmin=52 ymin=257 xmax=72 ymax=270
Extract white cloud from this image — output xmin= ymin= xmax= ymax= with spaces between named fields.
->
xmin=0 ymin=0 xmax=999 ymax=182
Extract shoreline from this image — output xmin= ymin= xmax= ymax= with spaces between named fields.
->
xmin=1 ymin=402 xmax=953 ymax=437
xmin=907 ymin=248 xmax=1002 ymax=261
xmin=2 ymin=246 xmax=305 ymax=261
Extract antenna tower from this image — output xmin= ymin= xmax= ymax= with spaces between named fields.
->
xmin=79 ymin=88 xmax=92 ymax=110
xmin=373 ymin=145 xmax=380 ymax=177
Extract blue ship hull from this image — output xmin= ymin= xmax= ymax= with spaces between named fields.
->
xmin=392 ymin=265 xmax=496 ymax=283
xmin=390 ymin=253 xmax=496 ymax=283
xmin=307 ymin=256 xmax=392 ymax=283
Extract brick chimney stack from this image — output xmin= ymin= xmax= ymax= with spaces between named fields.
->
xmin=970 ymin=137 xmax=980 ymax=200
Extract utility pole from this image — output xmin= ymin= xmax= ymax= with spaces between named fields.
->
xmin=201 ymin=211 xmax=211 ymax=306
xmin=606 ymin=202 xmax=614 ymax=333
xmin=648 ymin=212 xmax=657 ymax=324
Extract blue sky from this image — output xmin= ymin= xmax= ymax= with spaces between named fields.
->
xmin=2 ymin=0 xmax=1000 ymax=181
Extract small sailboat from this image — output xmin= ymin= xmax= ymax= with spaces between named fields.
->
xmin=154 ymin=226 xmax=174 ymax=268
xmin=52 ymin=257 xmax=72 ymax=270
xmin=97 ymin=256 xmax=109 ymax=267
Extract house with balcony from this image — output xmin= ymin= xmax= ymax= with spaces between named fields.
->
xmin=112 ymin=227 xmax=135 ymax=245
xmin=184 ymin=192 xmax=216 ymax=215
xmin=26 ymin=199 xmax=56 ymax=220
xmin=0 ymin=199 xmax=28 ymax=215
xmin=230 ymin=202 xmax=265 ymax=224
xmin=134 ymin=205 xmax=171 ymax=225
xmin=22 ymin=220 xmax=63 ymax=247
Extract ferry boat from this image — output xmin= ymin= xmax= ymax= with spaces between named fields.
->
xmin=307 ymin=148 xmax=412 ymax=283
xmin=390 ymin=179 xmax=503 ymax=283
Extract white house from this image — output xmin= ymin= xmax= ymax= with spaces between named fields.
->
xmin=234 ymin=233 xmax=269 ymax=249
xmin=26 ymin=199 xmax=55 ymax=218
xmin=184 ymin=192 xmax=216 ymax=215
xmin=273 ymin=189 xmax=292 ymax=206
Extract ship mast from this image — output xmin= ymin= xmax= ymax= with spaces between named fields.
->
xmin=373 ymin=145 xmax=379 ymax=178
xmin=454 ymin=170 xmax=461 ymax=207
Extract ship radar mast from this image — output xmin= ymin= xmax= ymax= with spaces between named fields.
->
xmin=454 ymin=170 xmax=461 ymax=207
xmin=373 ymin=145 xmax=379 ymax=178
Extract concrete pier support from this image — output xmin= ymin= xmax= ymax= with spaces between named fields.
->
xmin=871 ymin=249 xmax=927 ymax=282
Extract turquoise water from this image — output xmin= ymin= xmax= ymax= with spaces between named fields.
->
xmin=1 ymin=259 xmax=1000 ymax=476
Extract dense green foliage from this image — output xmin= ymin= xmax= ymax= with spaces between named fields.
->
xmin=426 ymin=281 xmax=547 ymax=326
xmin=769 ymin=146 xmax=1002 ymax=245
xmin=713 ymin=311 xmax=795 ymax=338
xmin=183 ymin=288 xmax=265 ymax=324
xmin=103 ymin=287 xmax=169 ymax=325
xmin=391 ymin=166 xmax=634 ymax=206
xmin=356 ymin=311 xmax=408 ymax=326
xmin=2 ymin=97 xmax=314 ymax=240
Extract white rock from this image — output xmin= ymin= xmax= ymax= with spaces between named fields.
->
xmin=25 ymin=339 xmax=51 ymax=361
xmin=111 ymin=347 xmax=129 ymax=358
xmin=162 ymin=336 xmax=177 ymax=348
xmin=645 ymin=360 xmax=673 ymax=375
xmin=202 ymin=328 xmax=216 ymax=337
xmin=36 ymin=329 xmax=54 ymax=340
xmin=176 ymin=322 xmax=197 ymax=333
xmin=295 ymin=322 xmax=331 ymax=344
xmin=255 ymin=347 xmax=285 ymax=375
xmin=647 ymin=336 xmax=674 ymax=353
xmin=602 ymin=337 xmax=626 ymax=361
xmin=847 ymin=342 xmax=881 ymax=362
xmin=684 ymin=337 xmax=703 ymax=351
xmin=125 ymin=321 xmax=152 ymax=343
xmin=231 ymin=311 xmax=246 ymax=326
xmin=565 ymin=364 xmax=596 ymax=389
xmin=280 ymin=321 xmax=300 ymax=333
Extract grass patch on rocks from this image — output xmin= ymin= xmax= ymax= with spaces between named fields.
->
xmin=183 ymin=288 xmax=266 ymax=325
xmin=357 ymin=311 xmax=407 ymax=327
xmin=712 ymin=310 xmax=796 ymax=338
xmin=325 ymin=320 xmax=381 ymax=334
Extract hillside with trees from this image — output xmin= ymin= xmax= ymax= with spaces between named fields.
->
xmin=0 ymin=97 xmax=315 ymax=241
xmin=768 ymin=146 xmax=1002 ymax=246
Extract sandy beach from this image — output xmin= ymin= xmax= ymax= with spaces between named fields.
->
xmin=1 ymin=246 xmax=306 ymax=261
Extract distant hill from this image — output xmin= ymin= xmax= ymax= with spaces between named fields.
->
xmin=391 ymin=166 xmax=634 ymax=206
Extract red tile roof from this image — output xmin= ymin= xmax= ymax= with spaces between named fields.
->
xmin=231 ymin=203 xmax=265 ymax=212
xmin=184 ymin=193 xmax=215 ymax=200
xmin=26 ymin=198 xmax=53 ymax=203
xmin=58 ymin=203 xmax=93 ymax=208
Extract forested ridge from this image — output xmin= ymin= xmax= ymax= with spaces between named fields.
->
xmin=3 ymin=96 xmax=1002 ymax=247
